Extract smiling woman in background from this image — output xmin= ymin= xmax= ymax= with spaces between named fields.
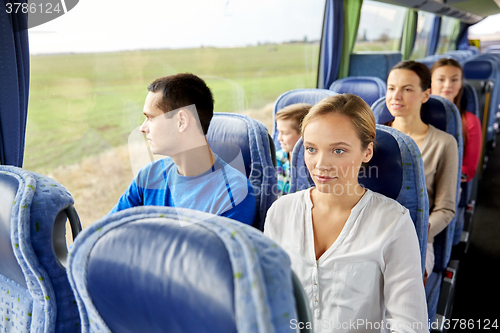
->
xmin=264 ymin=94 xmax=428 ymax=333
xmin=430 ymin=57 xmax=482 ymax=183
xmin=385 ymin=60 xmax=458 ymax=279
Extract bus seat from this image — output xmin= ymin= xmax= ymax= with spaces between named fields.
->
xmin=289 ymin=126 xmax=429 ymax=275
xmin=461 ymin=80 xmax=480 ymax=118
xmin=207 ymin=112 xmax=276 ymax=231
xmin=328 ymin=76 xmax=386 ymax=106
xmin=463 ymin=55 xmax=500 ymax=146
xmin=67 ymin=206 xmax=310 ymax=333
xmin=415 ymin=55 xmax=441 ymax=69
xmin=485 ymin=45 xmax=500 ymax=54
xmin=372 ymin=95 xmax=463 ymax=327
xmin=372 ymin=95 xmax=463 ymax=265
xmin=348 ymin=52 xmax=402 ymax=82
xmin=0 ymin=166 xmax=81 ymax=332
xmin=454 ymin=81 xmax=481 ymax=247
xmin=272 ymin=88 xmax=337 ymax=151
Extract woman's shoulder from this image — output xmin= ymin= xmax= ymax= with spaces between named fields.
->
xmin=428 ymin=125 xmax=457 ymax=148
xmin=271 ymin=188 xmax=309 ymax=208
xmin=465 ymin=111 xmax=481 ymax=128
xmin=366 ymin=189 xmax=407 ymax=216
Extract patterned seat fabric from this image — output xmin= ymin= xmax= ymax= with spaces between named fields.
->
xmin=207 ymin=112 xmax=276 ymax=230
xmin=0 ymin=166 xmax=81 ymax=333
xmin=68 ymin=206 xmax=302 ymax=333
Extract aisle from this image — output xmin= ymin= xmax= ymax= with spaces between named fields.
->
xmin=450 ymin=144 xmax=500 ymax=329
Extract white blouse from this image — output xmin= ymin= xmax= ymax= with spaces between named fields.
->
xmin=264 ymin=188 xmax=428 ymax=333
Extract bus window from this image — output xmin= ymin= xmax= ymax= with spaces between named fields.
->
xmin=353 ymin=0 xmax=406 ymax=52
xmin=25 ymin=0 xmax=325 ymax=228
xmin=435 ymin=16 xmax=460 ymax=54
xmin=410 ymin=11 xmax=435 ymax=60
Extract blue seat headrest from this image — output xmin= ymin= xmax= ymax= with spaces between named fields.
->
xmin=372 ymin=96 xmax=448 ymax=131
xmin=463 ymin=59 xmax=494 ymax=80
xmin=207 ymin=115 xmax=251 ymax=177
xmin=461 ymin=81 xmax=479 ymax=117
xmin=359 ymin=129 xmax=402 ymax=200
xmin=87 ymin=219 xmax=237 ymax=333
xmin=329 ymin=76 xmax=386 ymax=106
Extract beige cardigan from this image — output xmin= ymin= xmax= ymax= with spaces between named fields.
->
xmin=421 ymin=125 xmax=459 ymax=242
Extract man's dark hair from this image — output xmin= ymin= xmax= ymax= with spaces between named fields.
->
xmin=148 ymin=73 xmax=214 ymax=135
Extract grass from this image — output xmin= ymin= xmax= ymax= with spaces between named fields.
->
xmin=24 ymin=43 xmax=319 ymax=227
xmin=25 ymin=43 xmax=319 ymax=172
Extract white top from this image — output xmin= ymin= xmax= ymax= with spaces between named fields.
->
xmin=264 ymin=188 xmax=428 ymax=333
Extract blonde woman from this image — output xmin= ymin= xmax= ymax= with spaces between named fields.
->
xmin=265 ymin=94 xmax=428 ymax=333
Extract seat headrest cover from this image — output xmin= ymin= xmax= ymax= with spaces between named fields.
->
xmin=463 ymin=59 xmax=494 ymax=80
xmin=329 ymin=76 xmax=386 ymax=106
xmin=359 ymin=129 xmax=402 ymax=200
xmin=461 ymin=81 xmax=479 ymax=117
xmin=372 ymin=95 xmax=449 ymax=132
xmin=88 ymin=219 xmax=237 ymax=333
xmin=68 ymin=207 xmax=297 ymax=333
xmin=208 ymin=115 xmax=251 ymax=177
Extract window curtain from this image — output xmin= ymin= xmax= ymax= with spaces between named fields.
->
xmin=456 ymin=22 xmax=471 ymax=50
xmin=0 ymin=0 xmax=30 ymax=167
xmin=427 ymin=16 xmax=441 ymax=56
xmin=401 ymin=9 xmax=418 ymax=60
xmin=337 ymin=0 xmax=363 ymax=79
xmin=317 ymin=0 xmax=344 ymax=89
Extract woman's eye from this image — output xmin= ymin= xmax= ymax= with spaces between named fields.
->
xmin=334 ymin=148 xmax=345 ymax=154
xmin=305 ymin=147 xmax=316 ymax=153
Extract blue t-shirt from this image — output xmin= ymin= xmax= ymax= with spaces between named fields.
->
xmin=110 ymin=155 xmax=256 ymax=225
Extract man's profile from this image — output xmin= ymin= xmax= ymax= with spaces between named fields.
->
xmin=110 ymin=73 xmax=256 ymax=225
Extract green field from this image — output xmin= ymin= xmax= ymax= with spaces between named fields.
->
xmin=25 ymin=43 xmax=319 ymax=172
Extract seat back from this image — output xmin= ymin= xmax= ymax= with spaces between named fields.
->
xmin=348 ymin=52 xmax=402 ymax=82
xmin=485 ymin=45 xmax=500 ymax=54
xmin=207 ymin=112 xmax=276 ymax=231
xmin=461 ymin=80 xmax=480 ymax=118
xmin=68 ymin=206 xmax=305 ymax=333
xmin=372 ymin=95 xmax=463 ymax=272
xmin=272 ymin=89 xmax=337 ymax=151
xmin=328 ymin=76 xmax=386 ymax=106
xmin=463 ymin=54 xmax=500 ymax=145
xmin=289 ymin=126 xmax=429 ymax=274
xmin=0 ymin=166 xmax=81 ymax=332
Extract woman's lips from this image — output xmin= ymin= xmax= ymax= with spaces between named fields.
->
xmin=314 ymin=174 xmax=336 ymax=183
xmin=390 ymin=103 xmax=403 ymax=110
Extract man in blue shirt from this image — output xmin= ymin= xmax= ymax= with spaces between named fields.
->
xmin=110 ymin=73 xmax=256 ymax=225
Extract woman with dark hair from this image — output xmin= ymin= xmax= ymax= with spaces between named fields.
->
xmin=386 ymin=60 xmax=458 ymax=278
xmin=265 ymin=94 xmax=428 ymax=333
xmin=431 ymin=57 xmax=482 ymax=183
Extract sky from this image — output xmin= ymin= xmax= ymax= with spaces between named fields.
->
xmin=28 ymin=0 xmax=326 ymax=55
xmin=27 ymin=0 xmax=500 ymax=55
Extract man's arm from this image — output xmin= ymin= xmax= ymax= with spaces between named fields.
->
xmin=221 ymin=182 xmax=256 ymax=225
xmin=109 ymin=179 xmax=143 ymax=214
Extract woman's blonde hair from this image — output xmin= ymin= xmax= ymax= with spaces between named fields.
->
xmin=301 ymin=93 xmax=376 ymax=149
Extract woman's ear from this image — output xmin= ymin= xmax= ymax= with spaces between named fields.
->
xmin=422 ymin=88 xmax=431 ymax=104
xmin=362 ymin=142 xmax=374 ymax=163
